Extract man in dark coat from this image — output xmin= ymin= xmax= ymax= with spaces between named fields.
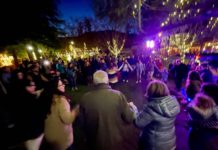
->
xmin=78 ymin=70 xmax=137 ymax=150
xmin=173 ymin=59 xmax=189 ymax=91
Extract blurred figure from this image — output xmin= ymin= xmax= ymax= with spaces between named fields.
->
xmin=15 ymin=79 xmax=45 ymax=150
xmin=200 ymin=63 xmax=213 ymax=83
xmin=188 ymin=93 xmax=218 ymax=150
xmin=135 ymin=59 xmax=144 ymax=83
xmin=84 ymin=61 xmax=93 ymax=85
xmin=43 ymin=78 xmax=79 ymax=150
xmin=78 ymin=70 xmax=136 ymax=150
xmin=186 ymin=71 xmax=202 ymax=100
xmin=66 ymin=63 xmax=78 ymax=91
xmin=173 ymin=59 xmax=189 ymax=91
xmin=201 ymin=83 xmax=218 ymax=104
xmin=161 ymin=67 xmax=168 ymax=83
xmin=99 ymin=58 xmax=107 ymax=71
xmin=145 ymin=57 xmax=155 ymax=81
xmin=1 ymin=66 xmax=12 ymax=92
xmin=133 ymin=80 xmax=180 ymax=150
xmin=56 ymin=58 xmax=66 ymax=79
xmin=107 ymin=62 xmax=119 ymax=88
xmin=208 ymin=60 xmax=218 ymax=84
xmin=119 ymin=59 xmax=133 ymax=83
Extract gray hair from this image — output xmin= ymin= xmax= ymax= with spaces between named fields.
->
xmin=93 ymin=70 xmax=109 ymax=85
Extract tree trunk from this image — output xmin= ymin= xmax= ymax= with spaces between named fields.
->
xmin=12 ymin=49 xmax=19 ymax=66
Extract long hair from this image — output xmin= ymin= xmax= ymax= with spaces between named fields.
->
xmin=188 ymin=71 xmax=201 ymax=81
xmin=39 ymin=77 xmax=65 ymax=115
xmin=186 ymin=71 xmax=202 ymax=89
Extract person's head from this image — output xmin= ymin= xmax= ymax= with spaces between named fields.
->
xmin=50 ymin=77 xmax=65 ymax=93
xmin=193 ymin=93 xmax=216 ymax=109
xmin=31 ymin=64 xmax=40 ymax=74
xmin=24 ymin=79 xmax=36 ymax=94
xmin=146 ymin=80 xmax=170 ymax=98
xmin=17 ymin=71 xmax=24 ymax=80
xmin=109 ymin=62 xmax=114 ymax=69
xmin=176 ymin=59 xmax=181 ymax=65
xmin=188 ymin=71 xmax=201 ymax=81
xmin=201 ymin=83 xmax=218 ymax=105
xmin=39 ymin=77 xmax=66 ymax=115
xmin=85 ymin=61 xmax=90 ymax=66
xmin=68 ymin=63 xmax=73 ymax=68
xmin=101 ymin=59 xmax=105 ymax=63
xmin=58 ymin=58 xmax=62 ymax=63
xmin=93 ymin=70 xmax=109 ymax=85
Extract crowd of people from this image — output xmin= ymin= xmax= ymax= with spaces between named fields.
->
xmin=0 ymin=53 xmax=218 ymax=150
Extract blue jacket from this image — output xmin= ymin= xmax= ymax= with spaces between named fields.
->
xmin=134 ymin=96 xmax=180 ymax=150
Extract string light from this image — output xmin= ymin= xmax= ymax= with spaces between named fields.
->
xmin=158 ymin=0 xmax=217 ymax=55
xmin=0 ymin=54 xmax=14 ymax=67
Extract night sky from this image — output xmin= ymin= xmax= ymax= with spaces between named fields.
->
xmin=59 ymin=0 xmax=94 ymax=20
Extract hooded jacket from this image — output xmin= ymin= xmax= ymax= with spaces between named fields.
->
xmin=188 ymin=101 xmax=218 ymax=128
xmin=134 ymin=96 xmax=180 ymax=150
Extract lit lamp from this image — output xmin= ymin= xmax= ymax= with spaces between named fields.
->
xmin=70 ymin=41 xmax=77 ymax=59
xmin=146 ymin=40 xmax=155 ymax=55
xmin=158 ymin=32 xmax=162 ymax=37
xmin=26 ymin=45 xmax=34 ymax=60
xmin=38 ymin=49 xmax=43 ymax=59
xmin=38 ymin=49 xmax=42 ymax=53
xmin=27 ymin=45 xmax=33 ymax=51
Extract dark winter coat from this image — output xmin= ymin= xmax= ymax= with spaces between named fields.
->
xmin=78 ymin=84 xmax=135 ymax=150
xmin=188 ymin=102 xmax=218 ymax=150
xmin=134 ymin=96 xmax=180 ymax=150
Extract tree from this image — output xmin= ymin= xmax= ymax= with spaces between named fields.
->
xmin=92 ymin=0 xmax=137 ymax=32
xmin=84 ymin=17 xmax=92 ymax=33
xmin=0 ymin=0 xmax=62 ymax=49
xmin=63 ymin=17 xmax=95 ymax=36
xmin=159 ymin=0 xmax=218 ymax=54
xmin=107 ymin=36 xmax=125 ymax=57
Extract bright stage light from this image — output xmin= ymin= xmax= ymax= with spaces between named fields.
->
xmin=43 ymin=60 xmax=50 ymax=66
xmin=146 ymin=40 xmax=155 ymax=48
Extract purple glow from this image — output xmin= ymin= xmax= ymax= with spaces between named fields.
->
xmin=146 ymin=41 xmax=150 ymax=48
xmin=150 ymin=40 xmax=155 ymax=48
xmin=146 ymin=40 xmax=155 ymax=48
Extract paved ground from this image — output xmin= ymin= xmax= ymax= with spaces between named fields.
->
xmin=68 ymin=74 xmax=190 ymax=150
